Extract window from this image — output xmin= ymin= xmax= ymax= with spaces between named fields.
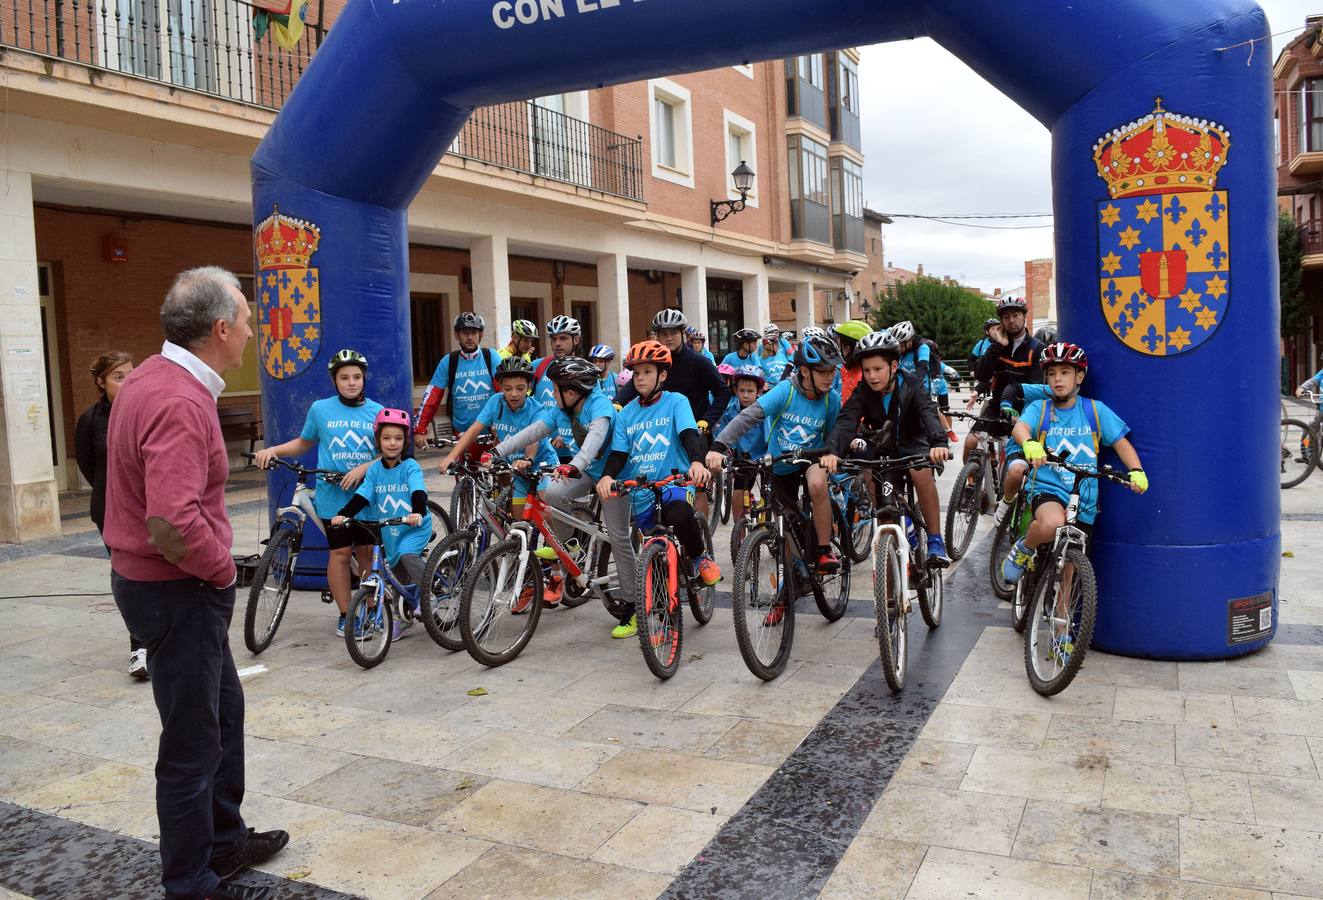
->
xmin=706 ymin=279 xmax=742 ymax=357
xmin=723 ymin=110 xmax=759 ymax=206
xmin=785 ymin=56 xmax=828 ymax=130
xmin=798 ymin=53 xmax=825 ymax=89
xmin=571 ymin=302 xmax=596 ymax=350
xmin=831 ymin=157 xmax=864 ymax=252
xmin=1301 ymin=79 xmax=1323 ymax=154
xmin=649 ymin=79 xmax=694 ymax=187
xmin=788 ymin=135 xmax=830 ymax=244
xmin=410 ymin=294 xmax=446 ymax=383
xmin=838 ymin=55 xmax=859 ymax=114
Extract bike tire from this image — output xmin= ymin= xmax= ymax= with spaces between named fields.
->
xmin=989 ymin=510 xmax=1018 ymax=603
xmin=345 ymin=585 xmax=392 ymax=669
xmin=731 ymin=526 xmax=795 ymax=681
xmin=635 ymin=539 xmax=684 ymax=680
xmin=427 ymin=501 xmax=454 ymax=542
xmin=814 ymin=505 xmax=852 ymax=622
xmin=944 ymin=460 xmax=982 ymax=561
xmin=458 ymin=535 xmax=542 ymax=667
xmin=873 ymin=532 xmax=907 ymax=692
xmin=418 ymin=531 xmax=474 ymax=652
xmin=689 ymin=517 xmax=717 ymax=625
xmin=558 ymin=514 xmax=601 ymax=609
xmin=719 ymin=469 xmax=733 ymax=524
xmin=450 ymin=476 xmax=478 ymax=531
xmin=848 ymin=476 xmax=875 ymax=565
xmin=1280 ymin=418 xmax=1318 ymax=489
xmin=1024 ymin=547 xmax=1097 ymax=696
xmin=243 ymin=526 xmax=298 ymax=655
xmin=913 ymin=514 xmax=943 ymax=629
xmin=706 ymin=474 xmax=723 ymax=533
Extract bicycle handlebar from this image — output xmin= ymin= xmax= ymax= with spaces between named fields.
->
xmin=331 ymin=516 xmax=412 ymax=529
xmin=1039 ymin=450 xmax=1129 ymax=485
xmin=610 ymin=471 xmax=694 ymax=496
xmin=722 ymin=448 xmax=830 ymax=471
xmin=243 ymin=453 xmax=344 ymax=483
xmin=838 ymin=454 xmax=940 ymax=475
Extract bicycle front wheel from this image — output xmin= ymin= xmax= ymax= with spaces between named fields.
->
xmin=705 ymin=474 xmax=724 ymax=533
xmin=427 ymin=500 xmax=454 ymax=542
xmin=873 ymin=532 xmax=907 ymax=692
xmin=719 ymin=469 xmax=733 ymax=524
xmin=848 ymin=476 xmax=875 ymax=564
xmin=815 ymin=505 xmax=852 ymax=622
xmin=450 ymin=475 xmax=479 ymax=530
xmin=635 ymin=539 xmax=684 ymax=680
xmin=944 ymin=460 xmax=982 ymax=561
xmin=459 ymin=536 xmax=542 ymax=667
xmin=1024 ymin=547 xmax=1097 ymax=696
xmin=244 ymin=526 xmax=298 ymax=655
xmin=345 ymin=585 xmax=393 ymax=669
xmin=1280 ymin=418 xmax=1318 ymax=489
xmin=688 ymin=517 xmax=717 ymax=625
xmin=732 ymin=526 xmax=794 ymax=680
xmin=419 ymin=532 xmax=475 ymax=652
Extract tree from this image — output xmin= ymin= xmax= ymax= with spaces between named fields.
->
xmin=868 ymin=277 xmax=995 ymax=359
xmin=1280 ymin=211 xmax=1307 ymax=340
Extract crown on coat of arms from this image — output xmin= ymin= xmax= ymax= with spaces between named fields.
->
xmin=255 ymin=205 xmax=322 ymax=270
xmin=1092 ymin=98 xmax=1230 ymax=198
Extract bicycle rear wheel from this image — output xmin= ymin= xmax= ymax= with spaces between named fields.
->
xmin=459 ymin=536 xmax=542 ymax=667
xmin=635 ymin=539 xmax=684 ymax=680
xmin=1280 ymin=418 xmax=1318 ymax=489
xmin=451 ymin=475 xmax=479 ymax=530
xmin=244 ymin=526 xmax=298 ymax=655
xmin=1024 ymin=547 xmax=1097 ymax=696
xmin=914 ymin=518 xmax=943 ymax=629
xmin=873 ymin=532 xmax=907 ymax=692
xmin=705 ymin=474 xmax=724 ymax=532
xmin=848 ymin=475 xmax=875 ymax=565
xmin=815 ymin=506 xmax=852 ymax=622
xmin=944 ymin=460 xmax=982 ymax=561
xmin=427 ymin=501 xmax=454 ymax=542
xmin=719 ymin=468 xmax=733 ymax=524
xmin=689 ymin=518 xmax=716 ymax=625
xmin=732 ymin=526 xmax=795 ymax=680
xmin=419 ymin=532 xmax=474 ymax=652
xmin=345 ymin=585 xmax=392 ymax=669
xmin=990 ymin=496 xmax=1026 ymax=604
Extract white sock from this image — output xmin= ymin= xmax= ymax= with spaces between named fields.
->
xmin=995 ymin=498 xmax=1011 ymax=524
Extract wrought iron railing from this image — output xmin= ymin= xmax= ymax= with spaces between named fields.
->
xmin=1303 ymin=219 xmax=1323 ymax=257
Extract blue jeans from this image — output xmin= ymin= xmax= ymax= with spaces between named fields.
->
xmin=112 ymin=573 xmax=246 ymax=899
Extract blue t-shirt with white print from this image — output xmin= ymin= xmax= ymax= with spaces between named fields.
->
xmin=1021 ymin=397 xmax=1130 ymax=524
xmin=598 ymin=373 xmax=618 ymax=402
xmin=536 ymin=390 xmax=616 ymax=480
xmin=757 ymin=349 xmax=791 ymax=388
xmin=300 ymin=396 xmax=384 ymax=519
xmin=1004 ymin=383 xmax=1053 ymax=458
xmin=427 ymin=349 xmax=499 ymax=435
xmin=354 ymin=457 xmax=431 ymax=566
xmin=758 ymin=379 xmax=840 ymax=475
xmin=475 ymin=393 xmax=557 ymax=468
xmin=721 ymin=350 xmax=758 ymax=370
xmin=611 ymin=391 xmax=697 ymax=514
xmin=716 ymin=396 xmax=768 ymax=457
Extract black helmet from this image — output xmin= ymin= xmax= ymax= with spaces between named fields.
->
xmin=454 ymin=312 xmax=485 ymax=331
xmin=546 ymin=356 xmax=599 ymax=395
xmin=794 ymin=334 xmax=845 ymax=370
xmin=1034 ymin=325 xmax=1058 ymax=344
xmin=494 ymin=356 xmax=535 ymax=383
xmin=733 ymin=328 xmax=760 ymax=343
xmin=984 ymin=317 xmax=999 ymax=332
xmin=328 ymin=349 xmax=368 ymax=376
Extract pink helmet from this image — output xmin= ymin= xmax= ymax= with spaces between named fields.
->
xmin=717 ymin=363 xmax=737 ymax=381
xmin=373 ymin=408 xmax=412 ymax=443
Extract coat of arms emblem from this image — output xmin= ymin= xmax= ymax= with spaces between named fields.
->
xmin=255 ymin=206 xmax=322 ymax=379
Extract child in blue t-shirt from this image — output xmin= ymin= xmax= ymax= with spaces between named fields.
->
xmin=1000 ymin=342 xmax=1148 ymax=585
xmin=589 ymin=344 xmax=618 ymax=402
xmin=333 ymin=408 xmax=432 ymax=639
xmin=713 ymin=366 xmax=769 ymax=524
xmin=255 ymin=350 xmax=381 ymax=635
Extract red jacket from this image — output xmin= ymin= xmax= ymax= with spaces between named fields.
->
xmin=104 ymin=355 xmax=235 ymax=586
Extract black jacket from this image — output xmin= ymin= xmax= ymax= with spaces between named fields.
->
xmin=75 ymin=396 xmax=111 ymax=529
xmin=829 ymin=370 xmax=947 ymax=456
xmin=615 ymin=344 xmax=731 ymax=424
xmin=973 ymin=332 xmax=1044 ymax=399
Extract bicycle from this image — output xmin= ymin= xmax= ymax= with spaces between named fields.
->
xmin=612 ymin=473 xmax=718 ymax=680
xmin=339 ymin=517 xmax=420 ymax=669
xmin=1018 ymin=451 xmax=1134 ymax=696
xmin=990 ymin=488 xmax=1033 ymax=628
xmin=943 ymin=410 xmax=1008 ymax=561
xmin=834 ymin=470 xmax=876 ymax=564
xmin=1280 ymin=391 xmax=1320 ymax=489
xmin=727 ymin=449 xmax=853 ymax=681
xmin=847 ymin=454 xmax=945 ymax=692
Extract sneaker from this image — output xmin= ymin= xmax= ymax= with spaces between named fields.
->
xmin=1050 ymin=636 xmax=1076 ymax=666
xmin=611 ymin=615 xmax=638 ymax=639
xmin=927 ymin=534 xmax=951 ymax=569
xmin=694 ymin=554 xmax=721 ymax=586
xmin=542 ymin=574 xmax=563 ymax=608
xmin=128 ymin=648 xmax=148 ymax=680
xmin=208 ymin=883 xmax=275 ymax=900
xmin=763 ymin=603 xmax=787 ymax=627
xmin=512 ymin=583 xmax=535 ymax=615
xmin=391 ymin=618 xmax=413 ymax=642
xmin=208 ymin=828 xmax=290 ymax=881
xmin=533 ymin=545 xmax=559 ymax=561
xmin=816 ymin=549 xmax=840 ymax=574
xmin=335 ymin=614 xmax=346 ymax=637
xmin=1001 ymin=540 xmax=1033 ymax=585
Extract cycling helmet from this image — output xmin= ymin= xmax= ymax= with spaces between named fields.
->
xmin=997 ymin=296 xmax=1028 ymax=314
xmin=493 ymin=356 xmax=535 ymax=382
xmin=854 ymin=329 xmax=901 ymax=362
xmin=733 ymin=328 xmax=760 ymax=343
xmin=328 ymin=349 xmax=368 ymax=376
xmin=983 ymin=317 xmax=999 ymax=332
xmin=717 ymin=363 xmax=737 ymax=380
xmin=781 ymin=331 xmax=796 ymax=342
xmin=652 ymin=308 xmax=688 ymax=331
xmin=623 ymin=340 xmax=672 ymax=369
xmin=1034 ymin=326 xmax=1058 ymax=344
xmin=373 ymin=408 xmax=412 ymax=441
xmin=1040 ymin=341 xmax=1088 ymax=374
xmin=762 ymin=323 xmax=781 ymax=338
xmin=546 ymin=356 xmax=600 ymax=395
xmin=833 ymin=320 xmax=871 ymax=343
xmin=801 ymin=326 xmax=828 ymax=342
xmin=453 ymin=311 xmax=485 ymax=331
xmin=511 ymin=319 xmax=539 ymax=339
xmin=588 ymin=343 xmax=615 ymax=360
xmin=794 ymin=334 xmax=845 ymax=370
xmin=734 ymin=365 xmax=766 ymax=389
xmin=890 ymin=320 xmax=916 ymax=344
xmin=547 ymin=315 xmax=581 ymax=336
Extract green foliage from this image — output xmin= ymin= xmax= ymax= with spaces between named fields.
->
xmin=1279 ymin=211 xmax=1307 ymax=339
xmin=867 ymin=277 xmax=996 ymax=358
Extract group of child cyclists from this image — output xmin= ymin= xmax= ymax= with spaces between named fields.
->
xmin=253 ymin=291 xmax=1151 ymax=647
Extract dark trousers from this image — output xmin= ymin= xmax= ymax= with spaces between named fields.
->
xmin=100 ymin=531 xmax=144 ymax=653
xmin=112 ymin=572 xmax=246 ymax=900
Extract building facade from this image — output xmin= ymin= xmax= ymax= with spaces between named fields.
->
xmin=1024 ymin=257 xmax=1056 ymax=328
xmin=0 ymin=5 xmax=868 ymax=537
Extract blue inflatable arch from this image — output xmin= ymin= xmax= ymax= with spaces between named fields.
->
xmin=252 ymin=0 xmax=1277 ymax=660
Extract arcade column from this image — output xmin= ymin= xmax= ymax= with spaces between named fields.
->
xmin=470 ymin=235 xmax=512 ymax=339
xmin=595 ymin=252 xmax=631 ymax=355
xmin=680 ymin=264 xmax=708 ymax=337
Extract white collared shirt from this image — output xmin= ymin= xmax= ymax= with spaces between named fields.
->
xmin=161 ymin=341 xmax=226 ymax=402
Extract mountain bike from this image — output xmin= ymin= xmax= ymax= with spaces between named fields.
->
xmin=943 ymin=410 xmax=1007 ymax=561
xmin=1281 ymin=391 xmax=1320 ymax=489
xmin=727 ymin=450 xmax=852 ymax=680
xmin=1019 ymin=452 xmax=1135 ymax=696
xmin=846 ymin=454 xmax=945 ymax=692
xmin=339 ymin=517 xmax=420 ymax=669
xmin=990 ymin=488 xmax=1032 ymax=626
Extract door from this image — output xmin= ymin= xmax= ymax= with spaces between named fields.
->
xmin=38 ymin=264 xmax=72 ymax=490
xmin=706 ymin=278 xmax=742 ymax=358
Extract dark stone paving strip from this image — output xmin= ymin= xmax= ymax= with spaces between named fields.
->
xmin=0 ymin=801 xmax=355 ymax=900
xmin=1282 ymin=512 xmax=1323 ymax=521
xmin=662 ymin=533 xmax=1003 ymax=900
xmin=1274 ymin=622 xmax=1323 ymax=645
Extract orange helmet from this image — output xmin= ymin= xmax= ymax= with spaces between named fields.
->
xmin=623 ymin=340 xmax=672 ymax=370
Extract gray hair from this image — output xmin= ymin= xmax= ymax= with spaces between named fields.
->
xmin=160 ymin=266 xmax=243 ymax=348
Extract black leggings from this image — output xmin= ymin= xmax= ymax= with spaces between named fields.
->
xmin=650 ymin=499 xmax=706 ymax=559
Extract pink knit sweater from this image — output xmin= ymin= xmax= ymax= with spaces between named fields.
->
xmin=104 ymin=355 xmax=235 ymax=586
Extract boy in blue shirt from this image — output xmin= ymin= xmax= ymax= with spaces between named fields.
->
xmin=713 ymin=365 xmax=768 ymax=523
xmin=709 ymin=335 xmax=844 ymax=573
xmin=687 ymin=327 xmax=716 ymax=364
xmin=1001 ymin=342 xmax=1149 ymax=584
xmin=598 ymin=341 xmax=719 ymax=639
xmin=414 ymin=312 xmax=500 ymax=451
xmin=255 ymin=349 xmax=381 ymax=636
xmin=756 ymin=324 xmax=792 ymax=388
xmin=589 ymin=344 xmax=618 ymax=401
xmin=332 ymin=408 xmax=432 ymax=641
xmin=721 ymin=328 xmax=761 ymax=369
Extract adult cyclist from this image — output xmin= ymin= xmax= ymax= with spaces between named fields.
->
xmin=722 ymin=328 xmax=761 ymax=369
xmin=414 ymin=312 xmax=500 ymax=451
xmin=615 ymin=309 xmax=731 ymax=432
xmin=499 ymin=319 xmax=539 ymax=361
xmin=533 ymin=315 xmax=584 ymax=411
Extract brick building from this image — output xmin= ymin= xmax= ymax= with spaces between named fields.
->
xmin=851 ymin=208 xmax=890 ymax=305
xmin=1275 ymin=17 xmax=1323 ymax=385
xmin=0 ymin=9 xmax=869 ymax=536
xmin=1024 ymin=257 xmax=1056 ymax=328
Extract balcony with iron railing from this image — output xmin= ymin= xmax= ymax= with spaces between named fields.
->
xmin=1302 ymin=218 xmax=1323 ymax=266
xmin=1 ymin=0 xmax=645 ymax=201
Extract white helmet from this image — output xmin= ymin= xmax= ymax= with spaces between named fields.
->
xmin=651 ymin=308 xmax=688 ymax=330
xmin=801 ymin=326 xmax=827 ymax=342
xmin=890 ymin=320 xmax=916 ymax=344
xmin=547 ymin=315 xmax=581 ymax=336
xmin=762 ymin=323 xmax=781 ymax=337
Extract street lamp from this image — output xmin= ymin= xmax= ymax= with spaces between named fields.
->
xmin=711 ymin=160 xmax=756 ymax=227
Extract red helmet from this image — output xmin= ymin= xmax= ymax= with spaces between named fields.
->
xmin=373 ymin=408 xmax=412 ymax=443
xmin=623 ymin=340 xmax=672 ymax=370
xmin=1040 ymin=342 xmax=1088 ymax=374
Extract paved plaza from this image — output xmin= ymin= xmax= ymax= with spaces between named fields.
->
xmin=1 ymin=411 xmax=1322 ymax=899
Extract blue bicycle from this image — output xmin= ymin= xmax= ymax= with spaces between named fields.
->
xmin=340 ymin=517 xmax=419 ymax=669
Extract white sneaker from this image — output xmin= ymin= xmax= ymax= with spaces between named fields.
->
xmin=128 ymin=648 xmax=149 ymax=680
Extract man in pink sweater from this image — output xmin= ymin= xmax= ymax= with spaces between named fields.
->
xmin=106 ymin=266 xmax=286 ymax=900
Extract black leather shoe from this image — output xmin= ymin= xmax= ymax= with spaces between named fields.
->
xmin=209 ymin=828 xmax=290 ymax=881
xmin=209 ymin=881 xmax=275 ymax=900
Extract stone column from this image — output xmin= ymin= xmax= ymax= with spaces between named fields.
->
xmin=595 ymin=252 xmax=631 ymax=358
xmin=469 ymin=235 xmax=511 ymax=341
xmin=741 ymin=271 xmax=769 ymax=330
xmin=794 ymin=280 xmax=815 ymax=334
xmin=0 ymin=171 xmax=59 ymax=542
xmin=680 ymin=264 xmax=707 ymax=336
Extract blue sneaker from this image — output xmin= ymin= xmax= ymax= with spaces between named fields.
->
xmin=1001 ymin=539 xmax=1033 ymax=584
xmin=336 ymin=614 xmax=346 ymax=637
xmin=926 ymin=534 xmax=950 ymax=569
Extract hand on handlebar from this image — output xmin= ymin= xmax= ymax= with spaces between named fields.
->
xmin=253 ymin=448 xmax=280 ymax=470
xmin=596 ymin=476 xmax=617 ymax=501
xmin=929 ymin=446 xmax=951 ymax=463
xmin=689 ymin=461 xmax=710 ymax=488
xmin=820 ymin=453 xmax=840 ymax=475
xmin=330 ymin=515 xmax=348 ymax=528
xmin=1127 ymin=469 xmax=1149 ymax=494
xmin=1023 ymin=439 xmax=1047 ymax=466
xmin=704 ymin=450 xmax=726 ymax=471
xmin=404 ymin=513 xmax=423 ymax=527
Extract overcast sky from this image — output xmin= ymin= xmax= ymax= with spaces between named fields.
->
xmin=859 ymin=0 xmax=1315 ymax=294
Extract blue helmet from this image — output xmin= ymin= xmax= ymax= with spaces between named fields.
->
xmin=588 ymin=343 xmax=615 ymax=360
xmin=794 ymin=334 xmax=845 ymax=370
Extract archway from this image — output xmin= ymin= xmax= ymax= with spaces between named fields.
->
xmin=251 ymin=0 xmax=1277 ymax=660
